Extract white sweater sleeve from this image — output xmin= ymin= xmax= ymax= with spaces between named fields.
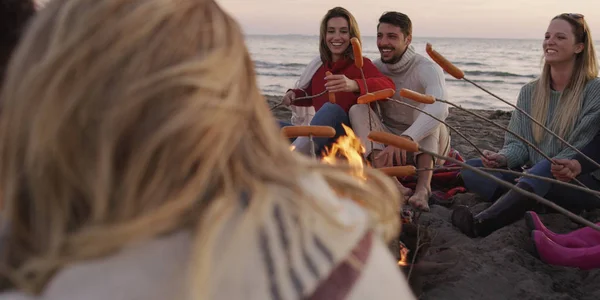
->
xmin=401 ymin=63 xmax=449 ymax=142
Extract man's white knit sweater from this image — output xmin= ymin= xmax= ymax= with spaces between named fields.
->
xmin=372 ymin=45 xmax=449 ymax=142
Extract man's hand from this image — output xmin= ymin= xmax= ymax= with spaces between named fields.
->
xmin=551 ymin=159 xmax=582 ymax=182
xmin=372 ymin=136 xmax=413 ymax=168
xmin=480 ymin=150 xmax=507 ymax=168
xmin=324 ymin=74 xmax=359 ymax=93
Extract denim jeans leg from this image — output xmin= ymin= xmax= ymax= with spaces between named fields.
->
xmin=291 ymin=103 xmax=350 ymax=156
xmin=518 ymin=159 xmax=553 ymax=196
xmin=545 ymin=174 xmax=600 ymax=212
xmin=460 ymin=158 xmax=519 ymax=201
xmin=278 ymin=120 xmax=296 ymax=143
xmin=312 ymin=103 xmax=350 ymax=154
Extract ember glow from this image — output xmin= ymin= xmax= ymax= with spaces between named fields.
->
xmin=321 ymin=124 xmax=367 ymax=180
xmin=398 ymin=243 xmax=409 ymax=266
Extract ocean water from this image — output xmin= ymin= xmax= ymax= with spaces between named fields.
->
xmin=245 ymin=35 xmax=600 ymax=111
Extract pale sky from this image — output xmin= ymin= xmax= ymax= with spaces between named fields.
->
xmin=216 ymin=0 xmax=600 ymax=39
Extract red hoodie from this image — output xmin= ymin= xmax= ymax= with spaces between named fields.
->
xmin=290 ymin=57 xmax=395 ymax=113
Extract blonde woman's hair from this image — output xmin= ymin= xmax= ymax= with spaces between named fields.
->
xmin=0 ymin=0 xmax=401 ymax=296
xmin=531 ymin=13 xmax=599 ymax=143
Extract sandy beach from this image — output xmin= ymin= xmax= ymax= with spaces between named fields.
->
xmin=267 ymin=94 xmax=600 ymax=300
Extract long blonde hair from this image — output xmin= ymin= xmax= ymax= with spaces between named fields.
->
xmin=531 ymin=13 xmax=598 ymax=143
xmin=0 ymin=0 xmax=400 ymax=296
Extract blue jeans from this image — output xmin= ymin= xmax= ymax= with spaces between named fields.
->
xmin=460 ymin=158 xmax=553 ymax=201
xmin=278 ymin=120 xmax=296 ymax=143
xmin=286 ymin=103 xmax=350 ymax=156
xmin=278 ymin=120 xmax=292 ymax=128
xmin=545 ymin=174 xmax=600 ymax=212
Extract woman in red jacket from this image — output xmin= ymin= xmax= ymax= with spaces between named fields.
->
xmin=280 ymin=7 xmax=395 ymax=156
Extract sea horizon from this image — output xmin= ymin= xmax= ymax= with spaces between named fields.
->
xmin=247 ymin=35 xmax=599 ymax=111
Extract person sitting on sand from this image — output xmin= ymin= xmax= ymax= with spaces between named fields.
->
xmin=0 ymin=0 xmax=416 ymax=299
xmin=452 ymin=13 xmax=600 ymax=238
xmin=280 ymin=6 xmax=395 ymax=156
xmin=349 ymin=11 xmax=450 ymax=212
xmin=544 ymin=131 xmax=600 ymax=212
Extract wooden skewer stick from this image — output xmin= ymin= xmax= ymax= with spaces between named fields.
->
xmin=425 ymin=43 xmax=600 ymax=171
xmin=367 ymin=131 xmax=600 ymax=232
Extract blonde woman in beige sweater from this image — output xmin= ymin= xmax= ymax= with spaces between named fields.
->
xmin=0 ymin=0 xmax=416 ymax=299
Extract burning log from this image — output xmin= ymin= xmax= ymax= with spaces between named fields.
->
xmin=391 ymin=222 xmax=432 ymax=297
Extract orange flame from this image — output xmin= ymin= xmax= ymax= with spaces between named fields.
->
xmin=287 ymin=125 xmax=411 ymax=267
xmin=321 ymin=124 xmax=367 ymax=180
xmin=398 ymin=243 xmax=409 ymax=266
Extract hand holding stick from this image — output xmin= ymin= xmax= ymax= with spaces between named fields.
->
xmin=367 ymin=131 xmax=600 ymax=232
xmin=425 ymin=43 xmax=600 ymax=171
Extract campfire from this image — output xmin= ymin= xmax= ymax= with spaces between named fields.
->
xmin=320 ymin=124 xmax=367 ymax=180
xmin=316 ymin=124 xmax=411 ymax=268
xmin=283 ymin=123 xmax=431 ymax=296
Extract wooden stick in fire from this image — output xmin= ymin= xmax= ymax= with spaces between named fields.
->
xmin=395 ymin=166 xmax=600 ymax=197
xmin=379 ymin=165 xmax=600 ymax=197
xmin=425 ymin=43 xmax=600 ymax=171
xmin=398 ymin=88 xmax=599 ymax=198
xmin=367 ymin=131 xmax=600 ymax=232
xmin=357 ymin=89 xmax=486 ymax=157
xmin=281 ymin=125 xmax=336 ymax=158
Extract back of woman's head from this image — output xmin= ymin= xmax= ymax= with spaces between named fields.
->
xmin=318 ymin=6 xmax=361 ymax=63
xmin=0 ymin=0 xmax=300 ymax=293
xmin=0 ymin=0 xmax=400 ymax=296
xmin=0 ymin=0 xmax=36 ymax=86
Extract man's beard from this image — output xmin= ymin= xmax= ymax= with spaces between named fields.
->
xmin=380 ymin=47 xmax=406 ymax=64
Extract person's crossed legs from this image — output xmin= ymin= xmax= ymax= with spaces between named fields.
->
xmin=349 ymin=103 xmax=450 ymax=211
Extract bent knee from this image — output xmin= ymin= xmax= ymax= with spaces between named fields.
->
xmin=348 ymin=104 xmax=370 ymax=120
xmin=459 ymin=159 xmax=484 ymax=179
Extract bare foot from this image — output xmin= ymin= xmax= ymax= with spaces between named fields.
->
xmin=408 ymin=189 xmax=431 ymax=212
xmin=394 ymin=179 xmax=413 ymax=201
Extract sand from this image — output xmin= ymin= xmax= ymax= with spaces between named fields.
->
xmin=267 ymin=94 xmax=600 ymax=300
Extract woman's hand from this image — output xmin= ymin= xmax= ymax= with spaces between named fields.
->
xmin=481 ymin=150 xmax=508 ymax=168
xmin=324 ymin=74 xmax=359 ymax=93
xmin=281 ymin=90 xmax=296 ymax=106
xmin=551 ymin=159 xmax=582 ymax=182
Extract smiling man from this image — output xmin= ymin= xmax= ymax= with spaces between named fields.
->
xmin=349 ymin=11 xmax=450 ymax=211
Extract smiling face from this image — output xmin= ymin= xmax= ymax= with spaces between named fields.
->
xmin=377 ymin=22 xmax=411 ymax=64
xmin=325 ymin=17 xmax=350 ymax=62
xmin=543 ymin=19 xmax=584 ymax=65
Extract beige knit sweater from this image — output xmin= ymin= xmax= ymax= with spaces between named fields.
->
xmin=0 ymin=172 xmax=416 ymax=300
xmin=373 ymin=45 xmax=449 ymax=142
